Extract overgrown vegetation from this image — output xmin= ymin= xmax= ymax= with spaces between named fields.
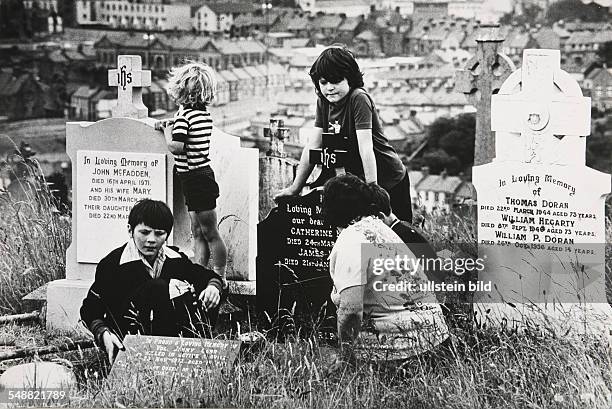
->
xmin=0 ymin=149 xmax=70 ymax=315
xmin=0 ymin=144 xmax=611 ymax=408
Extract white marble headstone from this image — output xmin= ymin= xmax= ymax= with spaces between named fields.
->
xmin=46 ymin=56 xmax=171 ymax=332
xmin=172 ymin=127 xmax=259 ymax=287
xmin=473 ymin=49 xmax=612 ymax=335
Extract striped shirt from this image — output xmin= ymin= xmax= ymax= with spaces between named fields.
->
xmin=172 ymin=106 xmax=213 ymax=172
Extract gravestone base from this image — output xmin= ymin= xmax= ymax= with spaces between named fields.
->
xmin=46 ymin=279 xmax=91 ymax=333
xmin=227 ymin=280 xmax=256 ymax=295
xmin=475 ymin=302 xmax=612 ymax=336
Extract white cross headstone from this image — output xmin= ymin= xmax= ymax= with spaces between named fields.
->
xmin=491 ymin=49 xmax=591 ymax=165
xmin=108 ymin=55 xmax=152 ymax=119
xmin=472 ymin=49 xmax=612 ymax=336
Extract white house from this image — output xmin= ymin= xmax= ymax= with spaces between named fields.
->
xmin=193 ymin=2 xmax=254 ymax=33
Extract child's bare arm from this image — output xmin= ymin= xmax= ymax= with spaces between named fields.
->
xmin=274 ymin=127 xmax=323 ymax=201
xmin=156 ymin=119 xmax=185 ymax=154
xmin=355 ymin=129 xmax=377 ymax=183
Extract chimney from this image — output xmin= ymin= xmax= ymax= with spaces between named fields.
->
xmin=440 ymin=169 xmax=448 ymax=179
xmin=421 ymin=166 xmax=429 ymax=176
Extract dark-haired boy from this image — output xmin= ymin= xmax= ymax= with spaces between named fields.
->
xmin=368 ymin=183 xmax=446 ymax=285
xmin=80 ymin=199 xmax=224 ymax=362
xmin=274 ymin=44 xmax=412 ymax=222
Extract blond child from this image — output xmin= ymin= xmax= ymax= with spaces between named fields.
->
xmin=157 ymin=61 xmax=227 ymax=286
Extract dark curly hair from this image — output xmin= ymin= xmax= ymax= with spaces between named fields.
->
xmin=309 ymin=44 xmax=364 ymax=98
xmin=322 ymin=174 xmax=379 ymax=228
xmin=128 ymin=199 xmax=174 ymax=234
xmin=368 ymin=182 xmax=391 ymax=217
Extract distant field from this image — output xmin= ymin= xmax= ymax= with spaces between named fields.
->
xmin=0 ymin=118 xmax=67 ymax=156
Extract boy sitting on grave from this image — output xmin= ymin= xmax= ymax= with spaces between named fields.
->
xmin=322 ymin=175 xmax=448 ymax=363
xmin=80 ymin=199 xmax=225 ymax=362
xmin=156 ymin=61 xmax=228 ymax=287
xmin=274 ymin=45 xmax=413 ymax=222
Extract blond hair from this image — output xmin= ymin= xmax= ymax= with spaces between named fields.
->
xmin=165 ymin=60 xmax=217 ymax=107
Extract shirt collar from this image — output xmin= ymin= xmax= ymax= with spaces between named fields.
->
xmin=119 ymin=239 xmax=181 ymax=266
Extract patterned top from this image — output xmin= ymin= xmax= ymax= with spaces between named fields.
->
xmin=172 ymin=105 xmax=213 ymax=173
xmin=329 ymin=216 xmax=449 ymax=360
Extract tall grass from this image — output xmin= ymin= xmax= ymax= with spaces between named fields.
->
xmin=73 ymin=326 xmax=612 ymax=408
xmin=0 ymin=152 xmax=70 ymax=314
xmin=0 ymin=154 xmax=610 ymax=408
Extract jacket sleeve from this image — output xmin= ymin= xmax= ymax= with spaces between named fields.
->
xmin=80 ymin=255 xmax=114 ymax=345
xmin=189 ymin=262 xmax=223 ymax=295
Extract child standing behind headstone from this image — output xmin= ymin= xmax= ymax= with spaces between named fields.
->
xmin=157 ymin=61 xmax=227 ymax=286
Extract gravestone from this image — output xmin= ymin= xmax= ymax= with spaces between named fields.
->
xmin=46 ymin=55 xmax=260 ymax=333
xmin=259 ymin=118 xmax=296 ymax=221
xmin=109 ymin=335 xmax=240 ymax=384
xmin=46 ymin=55 xmax=170 ymax=333
xmin=256 ymin=132 xmax=347 ymax=336
xmin=473 ymin=49 xmax=612 ymax=335
xmin=175 ymin=126 xmax=260 ymax=290
xmin=455 ymin=25 xmax=515 ymax=165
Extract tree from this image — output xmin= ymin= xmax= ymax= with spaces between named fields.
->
xmin=418 ymin=149 xmax=462 ymax=175
xmin=545 ymin=0 xmax=608 ymax=23
xmin=596 ymin=41 xmax=612 ymax=66
xmin=409 ymin=113 xmax=475 ymax=176
xmin=500 ymin=3 xmax=543 ymax=27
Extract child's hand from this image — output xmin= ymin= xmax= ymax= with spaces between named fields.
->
xmin=154 ymin=118 xmax=175 ymax=131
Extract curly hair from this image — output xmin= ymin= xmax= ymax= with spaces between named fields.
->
xmin=165 ymin=61 xmax=217 ymax=108
xmin=322 ymin=174 xmax=379 ymax=228
xmin=309 ymin=44 xmax=364 ymax=98
xmin=368 ymin=182 xmax=391 ymax=217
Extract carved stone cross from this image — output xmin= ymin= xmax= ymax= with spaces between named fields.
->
xmin=491 ymin=49 xmax=591 ymax=165
xmin=308 ymin=133 xmax=347 ymax=189
xmin=265 ymin=118 xmax=289 ymax=158
xmin=108 ymin=55 xmax=152 ymax=119
xmin=455 ymin=25 xmax=515 ymax=165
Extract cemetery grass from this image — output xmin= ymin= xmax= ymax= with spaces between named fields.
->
xmin=3 ymin=319 xmax=611 ymax=409
xmin=1 ymin=173 xmax=612 ymax=408
xmin=0 ymin=157 xmax=70 ymax=315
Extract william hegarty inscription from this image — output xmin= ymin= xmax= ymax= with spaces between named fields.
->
xmin=478 ymin=169 xmax=596 ymax=246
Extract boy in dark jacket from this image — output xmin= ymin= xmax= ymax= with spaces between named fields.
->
xmin=80 ymin=199 xmax=224 ymax=362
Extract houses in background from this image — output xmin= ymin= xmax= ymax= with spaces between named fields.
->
xmin=66 ymin=63 xmax=288 ymax=122
xmin=409 ymin=168 xmax=474 ymax=214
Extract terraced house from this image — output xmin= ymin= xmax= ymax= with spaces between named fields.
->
xmin=94 ymin=32 xmax=266 ymax=73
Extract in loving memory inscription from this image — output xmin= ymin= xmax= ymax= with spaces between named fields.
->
xmin=76 ymin=150 xmax=165 ymax=263
xmin=479 ymin=172 xmax=596 ymax=247
xmin=111 ymin=335 xmax=241 ymax=380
